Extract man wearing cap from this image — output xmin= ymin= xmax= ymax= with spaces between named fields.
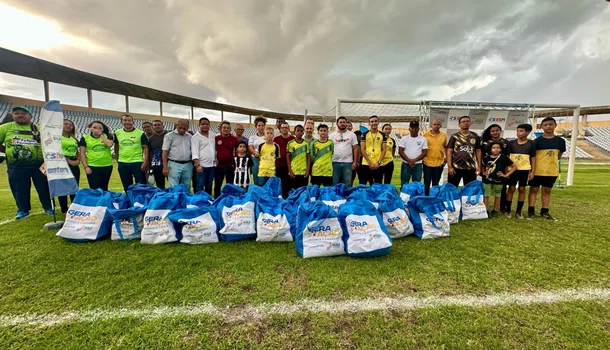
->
xmin=0 ymin=106 xmax=54 ymax=219
xmin=398 ymin=121 xmax=428 ymax=185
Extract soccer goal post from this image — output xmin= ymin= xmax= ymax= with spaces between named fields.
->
xmin=333 ymin=98 xmax=581 ymax=186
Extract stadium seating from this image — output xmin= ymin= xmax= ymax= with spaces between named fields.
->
xmin=561 ymin=137 xmax=592 ymax=159
xmin=0 ymin=100 xmax=11 ymax=121
xmin=586 ymin=127 xmax=610 ymax=153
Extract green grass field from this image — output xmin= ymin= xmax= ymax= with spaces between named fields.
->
xmin=0 ymin=161 xmax=609 ymax=349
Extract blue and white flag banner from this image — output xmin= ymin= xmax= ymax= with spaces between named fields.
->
xmin=40 ymin=100 xmax=79 ymax=198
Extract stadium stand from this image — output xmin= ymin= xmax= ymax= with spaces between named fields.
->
xmin=561 ymin=137 xmax=592 ymax=159
xmin=0 ymin=100 xmax=11 ymax=121
xmin=586 ymin=127 xmax=610 ymax=153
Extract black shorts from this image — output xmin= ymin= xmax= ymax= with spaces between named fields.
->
xmin=311 ymin=176 xmax=333 ymax=187
xmin=528 ymin=175 xmax=557 ymax=188
xmin=507 ymin=170 xmax=530 ymax=186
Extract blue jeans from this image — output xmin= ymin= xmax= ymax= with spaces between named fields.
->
xmin=251 ymin=156 xmax=260 ymax=186
xmin=195 ymin=166 xmax=215 ymax=195
xmin=332 ymin=162 xmax=352 ymax=187
xmin=423 ymin=164 xmax=444 ymax=195
xmin=167 ymin=161 xmax=193 ymax=189
xmin=401 ymin=163 xmax=423 ymax=186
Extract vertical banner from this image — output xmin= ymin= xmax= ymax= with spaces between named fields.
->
xmin=40 ymin=100 xmax=79 ymax=198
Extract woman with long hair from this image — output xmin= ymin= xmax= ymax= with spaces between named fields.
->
xmin=58 ymin=119 xmax=81 ymax=213
xmin=481 ymin=123 xmax=509 ymax=213
xmin=79 ymin=120 xmax=114 ymax=191
xmin=481 ymin=124 xmax=508 ymax=157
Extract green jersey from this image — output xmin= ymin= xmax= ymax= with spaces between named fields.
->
xmin=80 ymin=134 xmax=113 ymax=167
xmin=287 ymin=139 xmax=310 ymax=175
xmin=0 ymin=122 xmax=44 ymax=168
xmin=311 ymin=139 xmax=333 ymax=177
xmin=114 ymin=128 xmax=146 ymax=163
xmin=61 ymin=136 xmax=79 ymax=158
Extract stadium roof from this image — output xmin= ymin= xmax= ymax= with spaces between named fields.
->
xmin=0 ymin=47 xmax=305 ymax=121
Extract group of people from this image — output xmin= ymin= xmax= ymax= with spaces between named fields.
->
xmin=0 ymin=105 xmax=565 ymax=221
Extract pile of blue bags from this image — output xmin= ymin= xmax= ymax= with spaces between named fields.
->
xmin=56 ymin=178 xmax=489 ymax=257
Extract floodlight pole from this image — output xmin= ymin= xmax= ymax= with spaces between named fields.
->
xmin=566 ymin=107 xmax=580 ymax=186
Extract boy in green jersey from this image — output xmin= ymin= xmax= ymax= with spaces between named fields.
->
xmin=286 ymin=125 xmax=310 ymax=190
xmin=311 ymin=124 xmax=334 ymax=187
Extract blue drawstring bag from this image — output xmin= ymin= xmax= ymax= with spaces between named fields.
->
xmin=286 ymin=187 xmax=313 ymax=218
xmin=213 ymin=184 xmax=247 ymax=206
xmin=370 ymin=184 xmax=400 ymax=198
xmin=400 ymin=182 xmax=425 ymax=204
xmin=296 ymin=201 xmax=345 ymax=258
xmin=347 ymin=188 xmax=379 ymax=209
xmin=459 ymin=180 xmax=488 ymax=220
xmin=319 ymin=189 xmax=346 ymax=213
xmin=57 ymin=189 xmax=115 ymax=242
xmin=168 ymin=206 xmax=220 ymax=244
xmin=344 ymin=184 xmax=369 ymax=197
xmin=256 ymin=195 xmax=293 ymax=242
xmin=432 ymin=183 xmax=461 ymax=224
xmin=325 ymin=183 xmax=346 ymax=198
xmin=262 ymin=177 xmax=282 ymax=198
xmin=339 ymin=200 xmax=392 ymax=257
xmin=217 ymin=192 xmax=256 ymax=241
xmin=407 ymin=196 xmax=450 ymax=239
xmin=164 ymin=184 xmax=191 ymax=194
xmin=127 ymin=184 xmax=160 ymax=207
xmin=376 ymin=191 xmax=414 ymax=239
xmin=305 ymin=185 xmax=319 ymax=201
xmin=186 ymin=191 xmax=214 ymax=208
xmin=141 ymin=192 xmax=187 ymax=244
xmin=108 ymin=205 xmax=147 ymax=241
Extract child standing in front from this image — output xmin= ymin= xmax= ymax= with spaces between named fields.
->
xmin=311 ymin=124 xmax=334 ymax=187
xmin=257 ymin=127 xmax=280 ymax=186
xmin=233 ymin=141 xmax=254 ymax=190
xmin=527 ymin=117 xmax=566 ymax=220
xmin=483 ymin=141 xmax=517 ymax=217
xmin=505 ymin=124 xmax=536 ymax=219
xmin=287 ymin=125 xmax=310 ymax=191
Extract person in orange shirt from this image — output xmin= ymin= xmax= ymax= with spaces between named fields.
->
xmin=422 ymin=118 xmax=448 ymax=195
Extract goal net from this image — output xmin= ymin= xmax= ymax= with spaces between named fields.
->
xmin=314 ymin=99 xmax=581 ymax=186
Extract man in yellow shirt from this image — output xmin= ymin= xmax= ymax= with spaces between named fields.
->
xmin=360 ymin=115 xmax=387 ymax=185
xmin=422 ymin=118 xmax=447 ymax=195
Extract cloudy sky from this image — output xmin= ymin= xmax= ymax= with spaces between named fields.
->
xmin=0 ymin=0 xmax=609 ymax=120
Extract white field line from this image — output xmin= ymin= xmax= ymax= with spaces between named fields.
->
xmin=0 ymin=211 xmax=45 ymax=226
xmin=1 ymin=288 xmax=609 ymax=328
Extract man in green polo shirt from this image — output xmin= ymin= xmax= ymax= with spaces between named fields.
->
xmin=114 ymin=114 xmax=149 ymax=192
xmin=0 ymin=106 xmax=53 ymax=219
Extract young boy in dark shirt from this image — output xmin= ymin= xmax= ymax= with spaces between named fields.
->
xmin=506 ymin=124 xmax=536 ymax=219
xmin=483 ymin=141 xmax=517 ymax=217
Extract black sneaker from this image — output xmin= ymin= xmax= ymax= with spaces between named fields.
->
xmin=515 ymin=213 xmax=525 ymax=220
xmin=526 ymin=212 xmax=535 ymax=220
xmin=542 ymin=213 xmax=557 ymax=221
xmin=490 ymin=210 xmax=499 ymax=218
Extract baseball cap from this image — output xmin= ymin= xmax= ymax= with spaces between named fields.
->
xmin=11 ymin=106 xmax=32 ymax=115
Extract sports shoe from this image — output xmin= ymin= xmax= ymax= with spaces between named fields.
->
xmin=526 ymin=212 xmax=536 ymax=220
xmin=44 ymin=209 xmax=55 ymax=216
xmin=515 ymin=213 xmax=525 ymax=220
xmin=542 ymin=213 xmax=557 ymax=221
xmin=14 ymin=211 xmax=29 ymax=220
xmin=490 ymin=210 xmax=499 ymax=218
xmin=505 ymin=211 xmax=512 ymax=219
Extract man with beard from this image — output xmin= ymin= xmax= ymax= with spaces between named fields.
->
xmin=329 ymin=116 xmax=358 ymax=187
xmin=147 ymin=119 xmax=167 ymax=189
xmin=0 ymin=106 xmax=53 ymax=219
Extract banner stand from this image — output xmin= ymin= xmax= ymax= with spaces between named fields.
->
xmin=38 ymin=100 xmax=78 ymax=231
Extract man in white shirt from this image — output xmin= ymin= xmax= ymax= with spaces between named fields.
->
xmin=191 ymin=117 xmax=216 ymax=194
xmin=398 ymin=121 xmax=428 ymax=186
xmin=330 ymin=116 xmax=359 ymax=186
